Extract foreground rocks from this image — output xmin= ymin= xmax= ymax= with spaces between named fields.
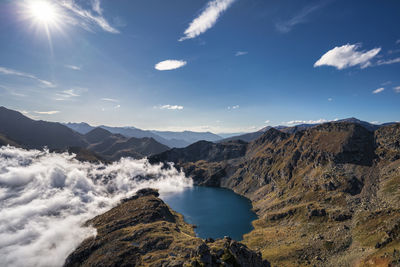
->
xmin=64 ymin=188 xmax=269 ymax=267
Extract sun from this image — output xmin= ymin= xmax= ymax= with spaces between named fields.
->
xmin=27 ymin=1 xmax=59 ymax=26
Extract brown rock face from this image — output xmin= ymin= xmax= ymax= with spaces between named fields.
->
xmin=150 ymin=122 xmax=400 ymax=266
xmin=64 ymin=189 xmax=269 ymax=267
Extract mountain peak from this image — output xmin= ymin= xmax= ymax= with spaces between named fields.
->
xmin=85 ymin=127 xmax=113 ymax=144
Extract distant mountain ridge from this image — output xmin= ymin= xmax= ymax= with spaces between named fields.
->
xmin=221 ymin=118 xmax=396 ymax=143
xmin=64 ymin=122 xmax=223 ymax=148
xmin=0 ymin=107 xmax=169 ymax=160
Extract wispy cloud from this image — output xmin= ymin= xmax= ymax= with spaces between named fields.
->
xmin=91 ymin=0 xmax=102 ymax=15
xmin=314 ymin=44 xmax=381 ymax=70
xmin=55 ymin=88 xmax=86 ymax=100
xmin=227 ymin=105 xmax=239 ymax=110
xmin=372 ymin=87 xmax=385 ymax=94
xmin=34 ymin=110 xmax=60 ymax=115
xmin=286 ymin=119 xmax=328 ymax=125
xmin=158 ymin=105 xmax=184 ymax=110
xmin=396 ymin=40 xmax=400 ymax=45
xmin=235 ymin=51 xmax=248 ymax=56
xmin=65 ymin=65 xmax=81 ymax=71
xmin=376 ymin=57 xmax=400 ymax=66
xmin=179 ymin=0 xmax=235 ymax=41
xmin=328 ymin=97 xmax=333 ymax=101
xmin=0 ymin=84 xmax=27 ymax=97
xmin=276 ymin=2 xmax=326 ymax=33
xmin=265 ymin=120 xmax=271 ymax=124
xmin=101 ymin=98 xmax=119 ymax=102
xmin=155 ymin=60 xmax=187 ymax=71
xmin=394 ymin=86 xmax=400 ymax=93
xmin=59 ymin=0 xmax=119 ymax=33
xmin=0 ymin=66 xmax=55 ymax=87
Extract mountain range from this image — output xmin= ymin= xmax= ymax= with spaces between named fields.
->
xmin=2 ymin=105 xmax=400 ymax=265
xmin=64 ymin=122 xmax=222 ymax=148
xmin=0 ymin=107 xmax=169 ymax=160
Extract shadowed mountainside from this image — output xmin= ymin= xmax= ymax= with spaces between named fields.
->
xmin=85 ymin=127 xmax=170 ymax=161
xmin=0 ymin=106 xmax=87 ymax=149
xmin=0 ymin=107 xmax=169 ymax=161
xmin=64 ymin=188 xmax=269 ymax=267
xmin=150 ymin=122 xmax=400 ymax=266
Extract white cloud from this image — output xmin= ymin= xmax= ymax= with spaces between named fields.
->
xmin=59 ymin=0 xmax=119 ymax=33
xmin=0 ymin=146 xmax=192 ymax=267
xmin=328 ymin=98 xmax=333 ymax=101
xmin=264 ymin=120 xmax=270 ymax=124
xmin=276 ymin=3 xmax=324 ymax=33
xmin=34 ymin=110 xmax=60 ymax=115
xmin=0 ymin=66 xmax=55 ymax=87
xmin=394 ymin=86 xmax=400 ymax=93
xmin=101 ymin=98 xmax=118 ymax=102
xmin=91 ymin=0 xmax=102 ymax=15
xmin=114 ymin=104 xmax=121 ymax=109
xmin=158 ymin=105 xmax=184 ymax=110
xmin=227 ymin=105 xmax=239 ymax=110
xmin=235 ymin=51 xmax=248 ymax=56
xmin=179 ymin=0 xmax=235 ymax=41
xmin=372 ymin=87 xmax=385 ymax=94
xmin=55 ymin=90 xmax=79 ymax=101
xmin=314 ymin=44 xmax=381 ymax=70
xmin=286 ymin=119 xmax=328 ymax=125
xmin=155 ymin=60 xmax=187 ymax=71
xmin=376 ymin=57 xmax=400 ymax=66
xmin=396 ymin=39 xmax=400 ymax=45
xmin=65 ymin=65 xmax=81 ymax=71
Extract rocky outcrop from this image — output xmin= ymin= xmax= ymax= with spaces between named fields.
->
xmin=64 ymin=188 xmax=269 ymax=267
xmin=150 ymin=121 xmax=400 ymax=266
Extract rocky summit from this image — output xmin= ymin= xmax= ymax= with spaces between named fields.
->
xmin=150 ymin=122 xmax=400 ymax=266
xmin=64 ymin=188 xmax=269 ymax=267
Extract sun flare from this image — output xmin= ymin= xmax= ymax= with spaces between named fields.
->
xmin=26 ymin=0 xmax=60 ymax=27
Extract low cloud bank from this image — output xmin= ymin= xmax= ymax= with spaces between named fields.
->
xmin=0 ymin=146 xmax=192 ymax=267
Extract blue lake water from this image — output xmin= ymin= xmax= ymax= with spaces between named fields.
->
xmin=161 ymin=186 xmax=258 ymax=241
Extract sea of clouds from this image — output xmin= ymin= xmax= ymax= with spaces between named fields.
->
xmin=0 ymin=146 xmax=192 ymax=267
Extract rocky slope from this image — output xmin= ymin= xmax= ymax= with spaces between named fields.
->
xmin=150 ymin=122 xmax=400 ymax=266
xmin=64 ymin=188 xmax=269 ymax=267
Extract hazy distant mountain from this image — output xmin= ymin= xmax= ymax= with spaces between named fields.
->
xmin=220 ymin=126 xmax=287 ymax=143
xmin=64 ymin=122 xmax=95 ymax=134
xmin=64 ymin=122 xmax=223 ymax=148
xmin=151 ymin=130 xmax=222 ymax=144
xmin=217 ymin=132 xmax=247 ymax=139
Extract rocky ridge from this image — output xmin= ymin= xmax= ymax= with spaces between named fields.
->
xmin=64 ymin=188 xmax=269 ymax=267
xmin=150 ymin=122 xmax=400 ymax=266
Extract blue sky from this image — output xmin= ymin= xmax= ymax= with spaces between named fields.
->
xmin=0 ymin=0 xmax=399 ymax=133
